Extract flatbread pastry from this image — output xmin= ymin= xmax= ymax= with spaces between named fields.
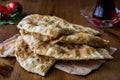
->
xmin=17 ymin=14 xmax=100 ymax=41
xmin=0 ymin=39 xmax=16 ymax=57
xmin=21 ymin=30 xmax=113 ymax=60
xmin=15 ymin=36 xmax=56 ymax=76
xmin=51 ymin=32 xmax=109 ymax=47
xmin=0 ymin=34 xmax=19 ymax=57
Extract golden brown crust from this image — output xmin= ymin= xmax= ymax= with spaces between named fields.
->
xmin=51 ymin=32 xmax=109 ymax=47
xmin=0 ymin=34 xmax=20 ymax=57
xmin=17 ymin=14 xmax=100 ymax=41
xmin=0 ymin=39 xmax=16 ymax=57
xmin=15 ymin=36 xmax=56 ymax=76
xmin=21 ymin=31 xmax=112 ymax=60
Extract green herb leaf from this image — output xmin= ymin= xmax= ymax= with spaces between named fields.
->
xmin=7 ymin=20 xmax=14 ymax=24
xmin=0 ymin=12 xmax=24 ymax=26
xmin=0 ymin=20 xmax=14 ymax=26
xmin=10 ymin=12 xmax=21 ymax=21
xmin=10 ymin=12 xmax=21 ymax=18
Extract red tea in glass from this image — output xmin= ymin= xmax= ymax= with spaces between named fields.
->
xmin=93 ymin=0 xmax=117 ymax=20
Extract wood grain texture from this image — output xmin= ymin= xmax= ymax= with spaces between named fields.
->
xmin=0 ymin=0 xmax=120 ymax=80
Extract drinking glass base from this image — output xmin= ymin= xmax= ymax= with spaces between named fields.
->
xmin=81 ymin=8 xmax=120 ymax=28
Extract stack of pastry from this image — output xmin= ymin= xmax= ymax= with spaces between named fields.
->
xmin=0 ymin=14 xmax=112 ymax=76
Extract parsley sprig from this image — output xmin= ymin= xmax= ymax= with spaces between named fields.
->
xmin=0 ymin=12 xmax=23 ymax=26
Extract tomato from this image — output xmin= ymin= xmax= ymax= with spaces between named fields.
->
xmin=8 ymin=2 xmax=23 ymax=14
xmin=0 ymin=5 xmax=10 ymax=20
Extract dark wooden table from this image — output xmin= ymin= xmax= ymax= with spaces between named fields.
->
xmin=0 ymin=0 xmax=120 ymax=80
